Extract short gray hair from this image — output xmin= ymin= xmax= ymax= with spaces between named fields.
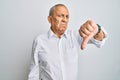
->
xmin=49 ymin=4 xmax=67 ymax=16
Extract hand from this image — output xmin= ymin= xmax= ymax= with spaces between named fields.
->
xmin=79 ymin=20 xmax=98 ymax=50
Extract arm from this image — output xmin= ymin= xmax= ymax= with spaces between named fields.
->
xmin=28 ymin=39 xmax=40 ymax=80
xmin=79 ymin=19 xmax=108 ymax=50
xmin=93 ymin=24 xmax=105 ymax=41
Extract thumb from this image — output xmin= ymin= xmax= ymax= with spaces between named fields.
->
xmin=81 ymin=32 xmax=94 ymax=50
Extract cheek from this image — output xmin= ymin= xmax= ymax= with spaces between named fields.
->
xmin=54 ymin=19 xmax=62 ymax=28
xmin=55 ymin=18 xmax=61 ymax=24
xmin=52 ymin=17 xmax=62 ymax=27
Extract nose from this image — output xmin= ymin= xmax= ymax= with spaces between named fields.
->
xmin=62 ymin=16 xmax=68 ymax=22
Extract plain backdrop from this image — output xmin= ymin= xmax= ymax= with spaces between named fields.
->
xmin=0 ymin=0 xmax=120 ymax=80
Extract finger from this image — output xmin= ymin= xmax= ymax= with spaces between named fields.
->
xmin=87 ymin=20 xmax=96 ymax=29
xmin=81 ymin=32 xmax=94 ymax=50
xmin=82 ymin=28 xmax=91 ymax=36
xmin=88 ymin=20 xmax=98 ymax=35
xmin=88 ymin=20 xmax=98 ymax=33
xmin=79 ymin=29 xmax=86 ymax=38
xmin=81 ymin=36 xmax=89 ymax=50
xmin=80 ymin=26 xmax=91 ymax=36
xmin=86 ymin=24 xmax=94 ymax=32
xmin=89 ymin=23 xmax=98 ymax=35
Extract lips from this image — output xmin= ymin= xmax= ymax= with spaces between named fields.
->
xmin=61 ymin=24 xmax=66 ymax=26
xmin=61 ymin=23 xmax=67 ymax=26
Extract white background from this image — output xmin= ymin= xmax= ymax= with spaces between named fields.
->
xmin=0 ymin=0 xmax=120 ymax=80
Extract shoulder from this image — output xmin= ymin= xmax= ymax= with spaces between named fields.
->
xmin=33 ymin=32 xmax=48 ymax=44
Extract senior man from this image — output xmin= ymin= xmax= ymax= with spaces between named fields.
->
xmin=28 ymin=4 xmax=107 ymax=80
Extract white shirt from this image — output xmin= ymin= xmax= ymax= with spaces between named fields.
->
xmin=28 ymin=28 xmax=107 ymax=80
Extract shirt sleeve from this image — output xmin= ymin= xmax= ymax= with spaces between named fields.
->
xmin=28 ymin=38 xmax=40 ymax=80
xmin=72 ymin=26 xmax=108 ymax=48
xmin=88 ymin=26 xmax=108 ymax=48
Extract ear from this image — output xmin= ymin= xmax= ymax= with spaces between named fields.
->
xmin=48 ymin=16 xmax=52 ymax=23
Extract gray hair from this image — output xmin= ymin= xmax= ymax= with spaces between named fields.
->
xmin=49 ymin=4 xmax=67 ymax=16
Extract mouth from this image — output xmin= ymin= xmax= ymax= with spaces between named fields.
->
xmin=61 ymin=23 xmax=67 ymax=27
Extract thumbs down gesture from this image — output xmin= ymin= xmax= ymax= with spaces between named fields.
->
xmin=79 ymin=20 xmax=98 ymax=50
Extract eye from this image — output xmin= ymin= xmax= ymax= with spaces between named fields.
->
xmin=58 ymin=15 xmax=62 ymax=17
xmin=66 ymin=15 xmax=69 ymax=19
xmin=57 ymin=14 xmax=64 ymax=18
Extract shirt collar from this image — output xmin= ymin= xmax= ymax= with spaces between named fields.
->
xmin=48 ymin=28 xmax=68 ymax=39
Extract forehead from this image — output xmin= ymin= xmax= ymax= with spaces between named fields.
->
xmin=54 ymin=6 xmax=69 ymax=15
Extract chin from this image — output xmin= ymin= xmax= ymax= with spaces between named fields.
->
xmin=59 ymin=29 xmax=66 ymax=34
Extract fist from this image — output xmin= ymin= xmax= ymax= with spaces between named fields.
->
xmin=79 ymin=20 xmax=98 ymax=50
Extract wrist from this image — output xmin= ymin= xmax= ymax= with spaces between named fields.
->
xmin=97 ymin=24 xmax=101 ymax=34
xmin=94 ymin=24 xmax=105 ymax=41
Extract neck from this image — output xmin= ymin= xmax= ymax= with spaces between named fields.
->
xmin=51 ymin=27 xmax=63 ymax=38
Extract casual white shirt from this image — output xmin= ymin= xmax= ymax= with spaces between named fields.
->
xmin=28 ymin=28 xmax=107 ymax=80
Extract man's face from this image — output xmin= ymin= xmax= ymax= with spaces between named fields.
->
xmin=48 ymin=6 xmax=69 ymax=37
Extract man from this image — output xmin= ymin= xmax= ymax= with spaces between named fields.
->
xmin=28 ymin=4 xmax=107 ymax=80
